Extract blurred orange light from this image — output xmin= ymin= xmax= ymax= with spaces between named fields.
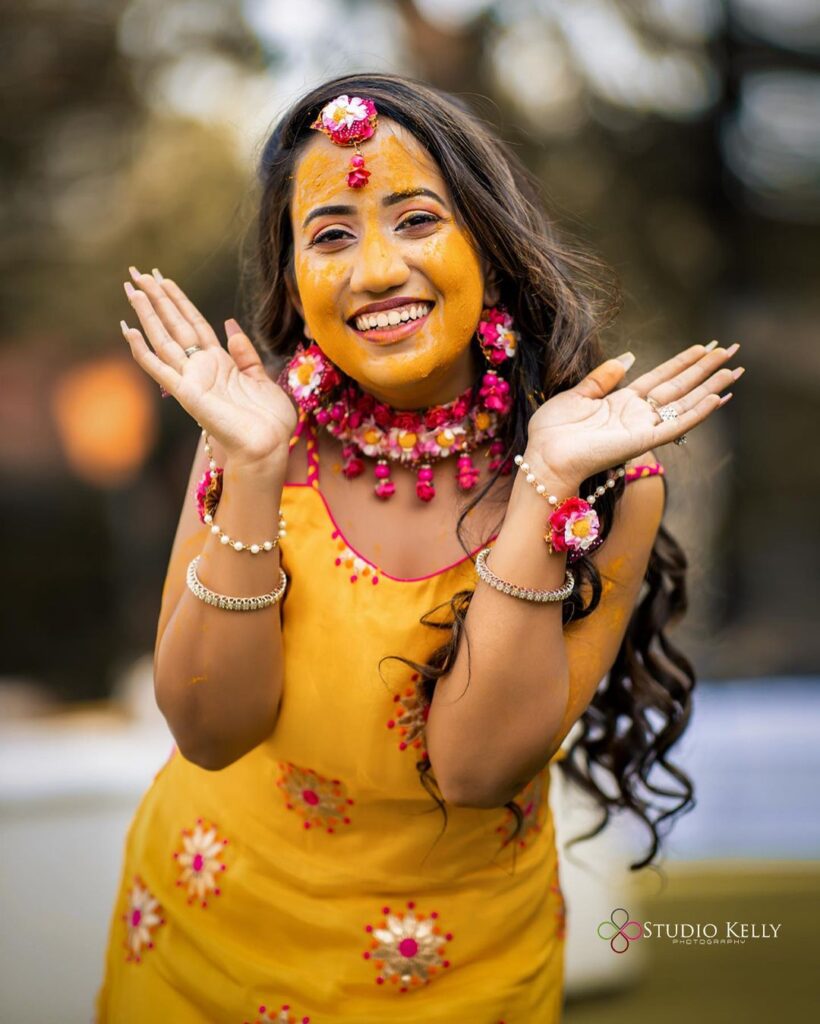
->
xmin=51 ymin=356 xmax=158 ymax=487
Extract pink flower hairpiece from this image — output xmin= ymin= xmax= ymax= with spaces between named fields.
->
xmin=311 ymin=94 xmax=379 ymax=188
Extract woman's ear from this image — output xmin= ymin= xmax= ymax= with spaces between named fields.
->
xmin=285 ymin=272 xmax=312 ymax=340
xmin=482 ymin=262 xmax=501 ymax=307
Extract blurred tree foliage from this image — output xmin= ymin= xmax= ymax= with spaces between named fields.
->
xmin=1 ymin=0 xmax=818 ymax=702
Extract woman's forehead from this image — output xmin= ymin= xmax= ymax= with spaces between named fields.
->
xmin=291 ymin=121 xmax=449 ymax=220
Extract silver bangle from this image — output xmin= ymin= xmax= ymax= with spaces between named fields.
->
xmin=186 ymin=556 xmax=287 ymax=612
xmin=475 ymin=547 xmax=574 ymax=603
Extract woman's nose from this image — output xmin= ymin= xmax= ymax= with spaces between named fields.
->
xmin=349 ymin=228 xmax=410 ymax=295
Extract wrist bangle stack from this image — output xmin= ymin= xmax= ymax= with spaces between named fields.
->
xmin=186 ymin=556 xmax=288 ymax=611
xmin=513 ymin=454 xmax=626 ymax=557
xmin=475 ymin=547 xmax=575 ymax=603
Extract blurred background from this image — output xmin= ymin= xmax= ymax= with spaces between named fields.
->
xmin=1 ymin=0 xmax=818 ymax=1021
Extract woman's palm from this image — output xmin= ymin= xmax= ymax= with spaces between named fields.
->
xmin=121 ymin=270 xmax=297 ymax=465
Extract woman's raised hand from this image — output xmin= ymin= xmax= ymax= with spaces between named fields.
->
xmin=120 ymin=267 xmax=297 ymax=469
xmin=526 ymin=341 xmax=745 ymax=484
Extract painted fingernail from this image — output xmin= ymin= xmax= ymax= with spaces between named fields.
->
xmin=124 ymin=281 xmax=136 ymax=299
xmin=615 ymin=351 xmax=635 ymax=369
xmin=128 ymin=265 xmax=141 ymax=281
xmin=225 ymin=318 xmax=242 ymax=337
xmin=704 ymin=340 xmax=718 ymax=352
xmin=719 ymin=392 xmax=733 ymax=405
xmin=120 ymin=319 xmax=130 ymax=335
xmin=152 ymin=268 xmax=164 ymax=282
xmin=726 ymin=342 xmax=740 ymax=356
xmin=732 ymin=366 xmax=745 ymax=380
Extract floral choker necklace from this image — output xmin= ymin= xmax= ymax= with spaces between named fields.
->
xmin=279 ymin=310 xmax=518 ymax=502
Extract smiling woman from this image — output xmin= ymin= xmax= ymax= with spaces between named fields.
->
xmin=97 ymin=73 xmax=743 ymax=1023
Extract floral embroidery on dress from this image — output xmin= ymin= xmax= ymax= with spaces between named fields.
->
xmin=362 ymin=901 xmax=453 ymax=992
xmin=244 ymin=1004 xmax=310 ymax=1024
xmin=276 ymin=763 xmax=354 ymax=832
xmin=331 ymin=529 xmax=380 ymax=584
xmin=172 ymin=817 xmax=229 ymax=907
xmin=386 ymin=673 xmax=429 ymax=756
xmin=123 ymin=876 xmax=164 ymax=962
xmin=496 ymin=773 xmax=545 ymax=849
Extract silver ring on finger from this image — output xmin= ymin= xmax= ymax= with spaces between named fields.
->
xmin=658 ymin=401 xmax=689 ymax=446
xmin=184 ymin=345 xmax=203 ymax=357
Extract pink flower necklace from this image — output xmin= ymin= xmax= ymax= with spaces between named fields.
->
xmin=279 ymin=340 xmax=515 ymax=503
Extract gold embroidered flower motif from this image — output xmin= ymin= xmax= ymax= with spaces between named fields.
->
xmin=363 ymin=901 xmax=453 ymax=992
xmin=331 ymin=531 xmax=380 ymax=584
xmin=386 ymin=674 xmax=429 ymax=756
xmin=276 ymin=763 xmax=354 ymax=833
xmin=123 ymin=876 xmax=164 ymax=962
xmin=244 ymin=1004 xmax=310 ymax=1024
xmin=496 ymin=773 xmax=545 ymax=849
xmin=172 ymin=817 xmax=229 ymax=907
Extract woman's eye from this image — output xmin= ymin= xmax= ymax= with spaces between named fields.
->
xmin=312 ymin=228 xmax=354 ymax=245
xmin=398 ymin=213 xmax=440 ymax=230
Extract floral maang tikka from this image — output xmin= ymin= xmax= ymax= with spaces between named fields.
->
xmin=311 ymin=94 xmax=378 ymax=188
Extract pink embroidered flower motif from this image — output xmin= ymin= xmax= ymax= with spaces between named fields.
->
xmin=123 ymin=876 xmax=164 ymax=962
xmin=276 ymin=763 xmax=354 ymax=833
xmin=387 ymin=675 xmax=429 ymax=756
xmin=363 ymin=901 xmax=453 ymax=992
xmin=547 ymin=497 xmax=600 ymax=554
xmin=172 ymin=818 xmax=229 ymax=907
xmin=477 ymin=306 xmax=518 ymax=365
xmin=496 ymin=774 xmax=545 ymax=849
xmin=245 ymin=1004 xmax=310 ymax=1024
xmin=332 ymin=530 xmax=380 ymax=584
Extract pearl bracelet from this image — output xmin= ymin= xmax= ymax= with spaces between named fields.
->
xmin=186 ymin=556 xmax=288 ymax=611
xmin=201 ymin=428 xmax=286 ymax=554
xmin=475 ymin=547 xmax=575 ymax=603
xmin=513 ymin=454 xmax=626 ymax=507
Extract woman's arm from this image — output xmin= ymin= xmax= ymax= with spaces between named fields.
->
xmin=119 ymin=269 xmax=299 ymax=770
xmin=427 ymin=341 xmax=737 ymax=806
xmin=425 ymin=453 xmax=664 ymax=807
xmin=153 ymin=431 xmax=289 ymax=771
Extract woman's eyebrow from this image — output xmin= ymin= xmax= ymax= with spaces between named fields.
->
xmin=302 ymin=204 xmax=355 ymax=228
xmin=302 ymin=188 xmax=448 ymax=229
xmin=382 ymin=188 xmax=448 ymax=207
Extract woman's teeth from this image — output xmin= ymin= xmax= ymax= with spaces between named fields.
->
xmin=354 ymin=303 xmax=431 ymax=331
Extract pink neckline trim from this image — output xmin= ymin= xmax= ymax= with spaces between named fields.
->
xmin=282 ymin=481 xmax=497 ymax=584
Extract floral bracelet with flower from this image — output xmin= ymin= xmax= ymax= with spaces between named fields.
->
xmin=513 ymin=454 xmax=626 ymax=560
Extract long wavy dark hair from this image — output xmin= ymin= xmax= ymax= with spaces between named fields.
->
xmin=250 ymin=72 xmax=696 ymax=871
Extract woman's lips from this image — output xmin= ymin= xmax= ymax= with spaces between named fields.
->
xmin=349 ymin=307 xmax=433 ymax=346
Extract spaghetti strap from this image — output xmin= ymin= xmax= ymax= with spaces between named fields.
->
xmin=303 ymin=414 xmax=320 ymax=488
xmin=286 ymin=411 xmax=321 ymax=488
xmin=625 ymin=462 xmax=665 ymax=484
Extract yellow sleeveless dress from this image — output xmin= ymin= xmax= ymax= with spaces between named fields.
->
xmin=95 ymin=415 xmax=574 ymax=1023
